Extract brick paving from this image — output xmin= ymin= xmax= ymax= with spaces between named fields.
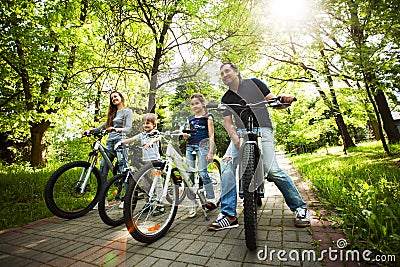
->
xmin=0 ymin=152 xmax=369 ymax=266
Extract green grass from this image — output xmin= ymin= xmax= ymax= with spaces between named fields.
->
xmin=0 ymin=165 xmax=58 ymax=230
xmin=291 ymin=141 xmax=400 ymax=258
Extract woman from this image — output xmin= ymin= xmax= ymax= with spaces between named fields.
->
xmin=82 ymin=91 xmax=133 ymax=183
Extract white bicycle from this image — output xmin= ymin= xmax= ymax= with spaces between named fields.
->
xmin=124 ymin=129 xmax=221 ymax=243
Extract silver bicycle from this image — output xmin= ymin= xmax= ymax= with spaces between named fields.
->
xmin=124 ymin=129 xmax=221 ymax=243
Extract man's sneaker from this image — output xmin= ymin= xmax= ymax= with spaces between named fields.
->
xmin=295 ymin=207 xmax=311 ymax=227
xmin=207 ymin=213 xmax=239 ymax=231
xmin=152 ymin=205 xmax=165 ymax=216
xmin=188 ymin=202 xmax=197 ymax=218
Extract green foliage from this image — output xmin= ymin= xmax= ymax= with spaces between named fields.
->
xmin=291 ymin=141 xmax=400 ymax=257
xmin=0 ymin=165 xmax=55 ymax=230
xmin=47 ymin=137 xmax=92 ymax=166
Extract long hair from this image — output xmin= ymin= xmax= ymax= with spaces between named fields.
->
xmin=220 ymin=62 xmax=242 ymax=80
xmin=106 ymin=91 xmax=125 ymax=128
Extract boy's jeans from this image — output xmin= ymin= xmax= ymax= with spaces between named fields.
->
xmin=220 ymin=127 xmax=306 ymax=217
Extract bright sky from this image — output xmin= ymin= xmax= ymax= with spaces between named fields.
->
xmin=268 ymin=0 xmax=310 ymax=22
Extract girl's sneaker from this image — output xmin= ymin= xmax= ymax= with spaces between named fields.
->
xmin=205 ymin=198 xmax=217 ymax=210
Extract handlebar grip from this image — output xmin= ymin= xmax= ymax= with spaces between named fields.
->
xmin=205 ymin=104 xmax=219 ymax=109
xmin=183 ymin=129 xmax=197 ymax=134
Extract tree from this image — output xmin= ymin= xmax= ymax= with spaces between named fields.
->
xmin=0 ymin=0 xmax=92 ymax=166
xmin=94 ymin=0 xmax=263 ymax=112
xmin=321 ymin=0 xmax=400 ymax=150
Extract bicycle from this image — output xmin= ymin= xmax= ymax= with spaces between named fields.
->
xmin=206 ymin=97 xmax=293 ymax=251
xmin=44 ymin=129 xmax=124 ymax=219
xmin=97 ymin=145 xmax=144 ymax=227
xmin=123 ymin=129 xmax=221 ymax=243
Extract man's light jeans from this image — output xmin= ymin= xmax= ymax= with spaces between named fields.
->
xmin=220 ymin=127 xmax=306 ymax=217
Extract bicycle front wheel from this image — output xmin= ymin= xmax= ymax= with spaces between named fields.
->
xmin=44 ymin=161 xmax=102 ymax=219
xmin=98 ymin=173 xmax=129 ymax=226
xmin=124 ymin=161 xmax=178 ymax=243
xmin=241 ymin=144 xmax=258 ymax=251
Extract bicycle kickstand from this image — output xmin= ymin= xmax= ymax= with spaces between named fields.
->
xmin=201 ymin=206 xmax=209 ymax=221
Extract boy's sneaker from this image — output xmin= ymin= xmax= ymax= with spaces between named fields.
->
xmin=152 ymin=205 xmax=165 ymax=216
xmin=207 ymin=213 xmax=239 ymax=231
xmin=188 ymin=202 xmax=197 ymax=218
xmin=295 ymin=207 xmax=311 ymax=227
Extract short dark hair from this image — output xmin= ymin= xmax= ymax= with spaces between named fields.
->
xmin=220 ymin=62 xmax=242 ymax=80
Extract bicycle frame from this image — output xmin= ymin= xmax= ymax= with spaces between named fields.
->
xmin=78 ymin=131 xmax=117 ymax=194
xmin=149 ymin=131 xmax=207 ymax=208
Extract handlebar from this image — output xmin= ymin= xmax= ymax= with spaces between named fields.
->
xmin=82 ymin=129 xmax=109 ymax=138
xmin=206 ymin=97 xmax=296 ymax=111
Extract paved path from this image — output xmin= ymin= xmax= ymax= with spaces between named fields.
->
xmin=0 ymin=152 xmax=357 ymax=267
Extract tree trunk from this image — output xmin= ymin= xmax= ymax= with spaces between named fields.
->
xmin=30 ymin=120 xmax=51 ymax=167
xmin=374 ymin=90 xmax=400 ymax=143
xmin=335 ymin=113 xmax=356 ymax=151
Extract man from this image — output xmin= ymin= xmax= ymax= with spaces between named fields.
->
xmin=207 ymin=62 xmax=310 ymax=231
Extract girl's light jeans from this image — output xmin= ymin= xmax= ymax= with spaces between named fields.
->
xmin=186 ymin=144 xmax=215 ymax=199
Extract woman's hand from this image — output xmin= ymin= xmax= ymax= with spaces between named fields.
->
xmin=81 ymin=130 xmax=91 ymax=136
xmin=107 ymin=127 xmax=121 ymax=133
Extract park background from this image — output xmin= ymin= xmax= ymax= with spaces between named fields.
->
xmin=1 ymin=0 xmax=399 ymax=262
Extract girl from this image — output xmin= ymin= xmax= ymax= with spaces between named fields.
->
xmin=184 ymin=94 xmax=216 ymax=218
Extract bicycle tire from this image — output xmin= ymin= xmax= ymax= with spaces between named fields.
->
xmin=98 ymin=173 xmax=129 ymax=226
xmin=45 ymin=161 xmax=102 ymax=219
xmin=242 ymin=144 xmax=258 ymax=251
xmin=124 ymin=161 xmax=178 ymax=243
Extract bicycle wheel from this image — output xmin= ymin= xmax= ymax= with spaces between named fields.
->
xmin=45 ymin=161 xmax=102 ymax=219
xmin=98 ymin=173 xmax=129 ymax=226
xmin=241 ymin=144 xmax=258 ymax=251
xmin=205 ymin=159 xmax=222 ymax=209
xmin=124 ymin=161 xmax=178 ymax=243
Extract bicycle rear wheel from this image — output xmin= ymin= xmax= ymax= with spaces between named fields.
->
xmin=98 ymin=173 xmax=129 ymax=226
xmin=124 ymin=161 xmax=178 ymax=243
xmin=45 ymin=161 xmax=102 ymax=219
xmin=241 ymin=144 xmax=258 ymax=251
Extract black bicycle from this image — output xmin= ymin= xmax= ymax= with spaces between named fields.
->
xmin=97 ymin=145 xmax=143 ymax=227
xmin=45 ymin=130 xmax=123 ymax=219
xmin=207 ymin=97 xmax=293 ymax=251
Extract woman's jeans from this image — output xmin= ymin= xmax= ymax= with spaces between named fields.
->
xmin=220 ymin=127 xmax=306 ymax=217
xmin=99 ymin=138 xmax=127 ymax=184
xmin=186 ymin=144 xmax=215 ymax=199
